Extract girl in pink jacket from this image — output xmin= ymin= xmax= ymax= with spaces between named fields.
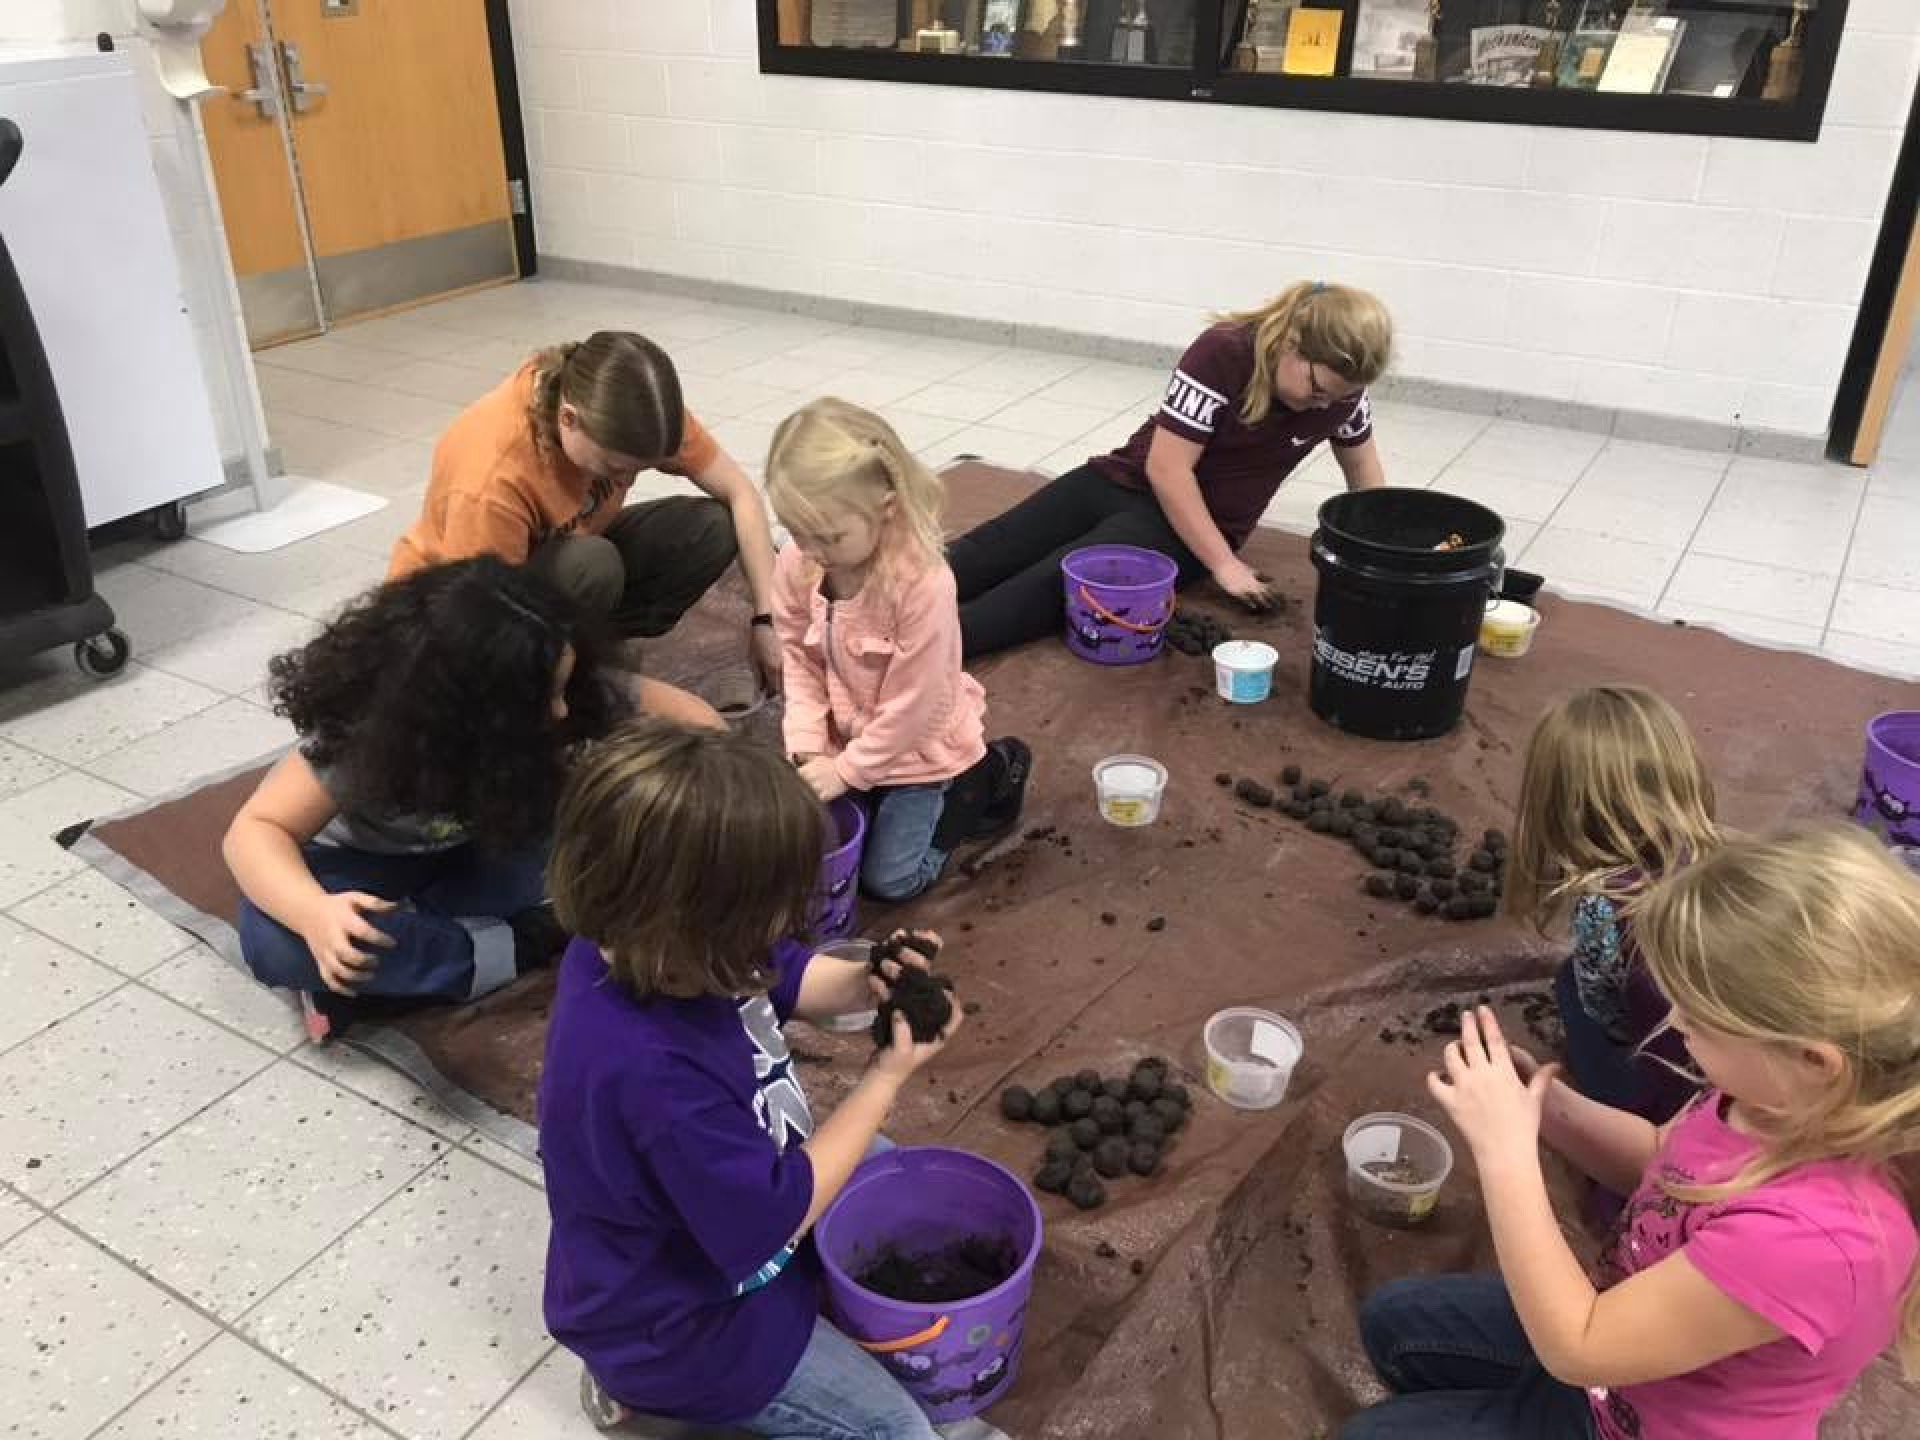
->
xmin=767 ymin=399 xmax=1030 ymax=901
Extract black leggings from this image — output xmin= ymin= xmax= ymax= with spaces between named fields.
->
xmin=949 ymin=464 xmax=1207 ymax=658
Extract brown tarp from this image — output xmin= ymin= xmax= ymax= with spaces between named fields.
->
xmin=79 ymin=464 xmax=1919 ymax=1437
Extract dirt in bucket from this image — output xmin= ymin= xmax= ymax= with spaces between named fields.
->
xmin=856 ymin=1235 xmax=1022 ymax=1304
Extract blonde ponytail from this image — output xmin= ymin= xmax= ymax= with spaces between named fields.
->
xmin=1218 ymin=282 xmax=1394 ymax=426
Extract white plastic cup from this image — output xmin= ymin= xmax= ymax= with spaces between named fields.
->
xmin=1212 ymin=640 xmax=1280 ymax=703
xmin=1479 ymin=599 xmax=1541 ymax=659
xmin=1203 ymin=1006 xmax=1301 ymax=1110
xmin=1342 ymin=1112 xmax=1455 ymax=1227
xmin=816 ymin=940 xmax=876 ymax=1033
xmin=1093 ymin=754 xmax=1168 ymax=827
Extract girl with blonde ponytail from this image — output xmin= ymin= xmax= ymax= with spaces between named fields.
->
xmin=949 ymin=281 xmax=1394 ymax=657
xmin=766 ymin=399 xmax=1030 ymax=901
xmin=1344 ymin=822 xmax=1920 ymax=1440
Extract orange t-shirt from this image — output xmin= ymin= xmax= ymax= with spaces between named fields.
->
xmin=388 ymin=363 xmax=720 ymax=578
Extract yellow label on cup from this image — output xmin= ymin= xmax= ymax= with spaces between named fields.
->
xmin=1409 ymin=1190 xmax=1438 ymax=1220
xmin=1103 ymin=796 xmax=1148 ymax=825
xmin=1207 ymin=1056 xmax=1230 ymax=1098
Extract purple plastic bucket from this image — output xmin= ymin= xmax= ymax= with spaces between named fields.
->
xmin=1857 ymin=711 xmax=1920 ymax=871
xmin=817 ymin=1147 xmax=1043 ymax=1422
xmin=1061 ymin=544 xmax=1178 ymax=665
xmin=812 ymin=795 xmax=866 ymax=941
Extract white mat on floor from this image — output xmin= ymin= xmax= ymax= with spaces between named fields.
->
xmin=193 ymin=479 xmax=387 ymax=553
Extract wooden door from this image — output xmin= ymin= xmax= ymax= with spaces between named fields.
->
xmin=196 ymin=0 xmax=322 ymax=346
xmin=273 ymin=0 xmax=518 ymax=325
xmin=1850 ymin=217 xmax=1920 ymax=466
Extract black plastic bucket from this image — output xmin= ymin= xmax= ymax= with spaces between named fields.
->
xmin=1308 ymin=488 xmax=1506 ymax=742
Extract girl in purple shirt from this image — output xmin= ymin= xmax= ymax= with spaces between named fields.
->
xmin=947 ymin=281 xmax=1394 ymax=657
xmin=539 ymin=721 xmax=962 ymax=1437
xmin=1345 ymin=824 xmax=1920 ymax=1440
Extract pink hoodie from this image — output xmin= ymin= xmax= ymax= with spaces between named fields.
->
xmin=773 ymin=543 xmax=987 ymax=792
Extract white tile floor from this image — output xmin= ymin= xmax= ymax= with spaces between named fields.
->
xmin=3 ymin=276 xmax=1918 ymax=1440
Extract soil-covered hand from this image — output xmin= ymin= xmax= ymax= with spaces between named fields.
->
xmin=1212 ymin=557 xmax=1275 ymax=612
xmin=301 ymin=890 xmax=396 ymax=995
xmin=1427 ymin=1006 xmax=1559 ymax=1172
xmin=749 ymin=624 xmax=784 ymax=696
xmin=798 ymin=756 xmax=848 ymax=803
xmin=873 ymin=1000 xmax=961 ymax=1082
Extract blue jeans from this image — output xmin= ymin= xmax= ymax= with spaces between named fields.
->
xmin=859 ymin=783 xmax=950 ymax=902
xmin=1341 ymin=1276 xmax=1596 ymax=1440
xmin=238 ymin=841 xmax=546 ymax=1003
xmin=739 ymin=1316 xmax=936 ymax=1439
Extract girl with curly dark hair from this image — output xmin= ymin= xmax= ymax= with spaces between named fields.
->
xmin=224 ymin=557 xmax=636 ymax=1042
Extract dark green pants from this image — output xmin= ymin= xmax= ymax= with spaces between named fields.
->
xmin=528 ymin=495 xmax=736 ymax=637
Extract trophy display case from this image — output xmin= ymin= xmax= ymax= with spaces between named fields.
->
xmin=761 ymin=1 xmax=1847 ymax=140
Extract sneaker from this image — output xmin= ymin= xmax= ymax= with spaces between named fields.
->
xmin=509 ymin=903 xmax=569 ymax=974
xmin=933 ymin=738 xmax=1033 ymax=851
xmin=579 ymin=1366 xmax=632 ymax=1431
xmin=299 ymin=989 xmax=358 ymax=1045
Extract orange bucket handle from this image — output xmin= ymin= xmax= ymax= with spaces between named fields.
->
xmin=1077 ymin=584 xmax=1174 ymax=635
xmin=854 ymin=1315 xmax=951 ymax=1354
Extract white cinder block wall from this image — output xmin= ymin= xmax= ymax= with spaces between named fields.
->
xmin=512 ymin=0 xmax=1920 ymax=442
xmin=4 ymin=0 xmax=258 ymax=463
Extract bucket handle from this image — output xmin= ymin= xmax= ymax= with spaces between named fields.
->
xmin=854 ymin=1315 xmax=951 ymax=1354
xmin=1077 ymin=584 xmax=1174 ymax=635
xmin=1483 ymin=547 xmax=1508 ymax=610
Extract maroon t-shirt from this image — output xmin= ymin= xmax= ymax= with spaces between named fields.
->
xmin=1091 ymin=323 xmax=1373 ymax=549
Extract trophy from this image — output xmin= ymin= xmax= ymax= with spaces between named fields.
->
xmin=908 ymin=0 xmax=960 ymax=52
xmin=1413 ymin=0 xmax=1441 ymax=81
xmin=980 ymin=0 xmax=1019 ymax=55
xmin=1112 ymin=0 xmax=1153 ymax=62
xmin=1233 ymin=0 xmax=1295 ymax=73
xmin=1058 ymin=0 xmax=1086 ymax=58
xmin=1763 ymin=0 xmax=1809 ymax=102
xmin=1532 ymin=0 xmax=1564 ymax=87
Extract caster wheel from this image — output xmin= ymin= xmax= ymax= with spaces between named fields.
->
xmin=153 ymin=501 xmax=187 ymax=542
xmin=75 ymin=628 xmax=130 ymax=677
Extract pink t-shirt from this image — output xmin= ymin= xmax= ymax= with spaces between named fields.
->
xmin=1591 ymin=1092 xmax=1916 ymax=1440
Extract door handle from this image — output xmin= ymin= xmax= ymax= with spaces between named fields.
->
xmin=278 ymin=41 xmax=329 ymax=114
xmin=236 ymin=41 xmax=280 ymax=117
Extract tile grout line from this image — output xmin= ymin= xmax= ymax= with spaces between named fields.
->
xmin=1651 ymin=452 xmax=1737 ymax=614
xmin=451 ymin=1341 xmax=562 ymax=1440
xmin=1817 ymin=469 xmax=1876 ymax=643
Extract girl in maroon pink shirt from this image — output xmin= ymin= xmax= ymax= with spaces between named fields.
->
xmin=950 ymin=282 xmax=1394 ymax=657
xmin=1346 ymin=824 xmax=1920 ymax=1440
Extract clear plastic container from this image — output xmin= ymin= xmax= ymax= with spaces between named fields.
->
xmin=1479 ymin=599 xmax=1541 ymax=658
xmin=1212 ymin=640 xmax=1279 ymax=703
xmin=817 ymin=939 xmax=877 ymax=1033
xmin=1343 ymin=1112 xmax=1454 ymax=1228
xmin=1203 ymin=1007 xmax=1301 ymax=1110
xmin=1093 ymin=754 xmax=1168 ymax=827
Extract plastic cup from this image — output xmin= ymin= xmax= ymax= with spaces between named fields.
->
xmin=1093 ymin=754 xmax=1167 ymax=827
xmin=1203 ymin=1006 xmax=1301 ymax=1109
xmin=1479 ymin=599 xmax=1541 ymax=658
xmin=817 ymin=939 xmax=877 ymax=1033
xmin=1212 ymin=639 xmax=1280 ymax=703
xmin=1343 ymin=1112 xmax=1454 ymax=1228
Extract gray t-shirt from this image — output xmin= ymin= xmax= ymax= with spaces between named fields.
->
xmin=309 ymin=758 xmax=467 ymax=855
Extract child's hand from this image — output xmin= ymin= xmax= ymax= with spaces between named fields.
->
xmin=300 ymin=891 xmax=396 ymax=994
xmin=872 ymin=1001 xmax=962 ymax=1082
xmin=798 ymin=756 xmax=848 ymax=803
xmin=1427 ymin=1006 xmax=1560 ymax=1174
xmin=866 ymin=928 xmax=942 ymax=1003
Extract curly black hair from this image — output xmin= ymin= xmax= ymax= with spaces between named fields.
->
xmin=268 ymin=557 xmax=623 ymax=847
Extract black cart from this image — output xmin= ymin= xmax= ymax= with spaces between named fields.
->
xmin=0 ymin=115 xmax=127 ymax=677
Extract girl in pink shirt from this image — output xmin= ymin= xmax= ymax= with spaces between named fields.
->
xmin=1345 ymin=823 xmax=1920 ymax=1440
xmin=767 ymin=399 xmax=1030 ymax=901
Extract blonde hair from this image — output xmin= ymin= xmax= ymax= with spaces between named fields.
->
xmin=764 ymin=398 xmax=946 ymax=581
xmin=548 ymin=720 xmax=826 ymax=1001
xmin=1506 ymin=685 xmax=1720 ymax=927
xmin=1636 ymin=823 xmax=1920 ymax=1373
xmin=1217 ymin=282 xmax=1394 ymax=426
xmin=528 ymin=331 xmax=684 ymax=463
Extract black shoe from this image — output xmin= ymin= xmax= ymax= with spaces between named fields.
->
xmin=300 ymin=989 xmax=360 ymax=1045
xmin=973 ymin=737 xmax=1033 ymax=838
xmin=932 ymin=738 xmax=1032 ymax=851
xmin=509 ymin=904 xmax=569 ymax=974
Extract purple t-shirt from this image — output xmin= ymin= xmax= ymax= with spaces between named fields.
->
xmin=1592 ymin=1092 xmax=1917 ymax=1440
xmin=540 ymin=935 xmax=819 ymax=1424
xmin=1091 ymin=322 xmax=1373 ymax=548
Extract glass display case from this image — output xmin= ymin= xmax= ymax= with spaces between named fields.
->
xmin=761 ymin=2 xmax=1846 ymax=140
